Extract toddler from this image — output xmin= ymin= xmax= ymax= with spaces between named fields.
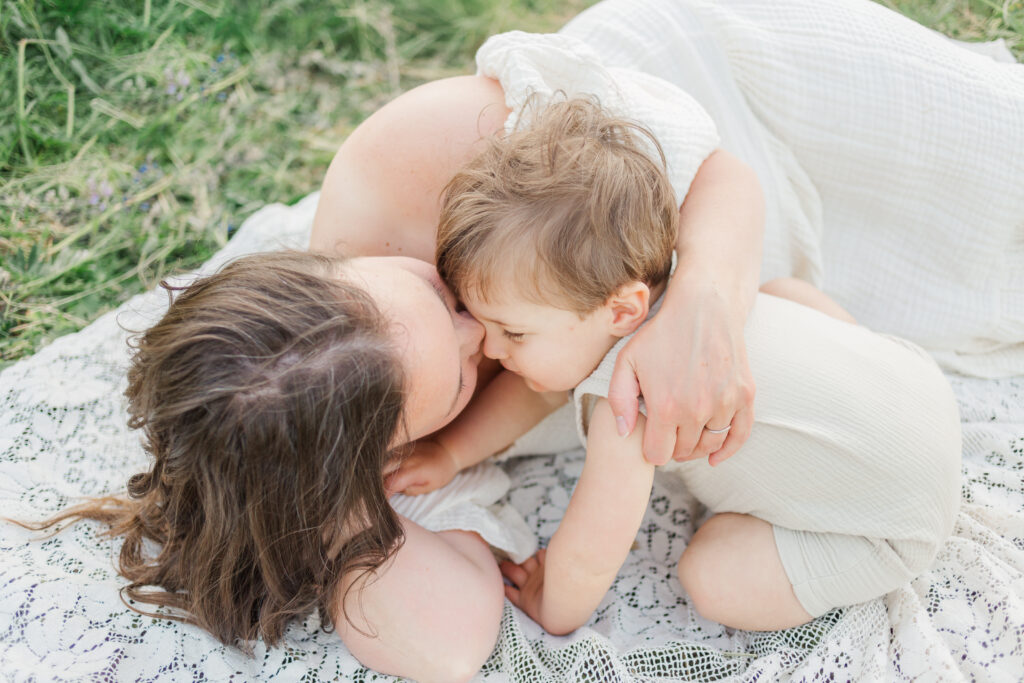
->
xmin=389 ymin=99 xmax=962 ymax=634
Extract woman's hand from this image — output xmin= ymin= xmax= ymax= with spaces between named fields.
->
xmin=385 ymin=439 xmax=460 ymax=496
xmin=607 ymin=273 xmax=755 ymax=467
xmin=609 ymin=149 xmax=762 ymax=468
xmin=500 ymin=548 xmax=548 ymax=627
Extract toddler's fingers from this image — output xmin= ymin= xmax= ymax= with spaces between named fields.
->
xmin=503 ymin=584 xmax=521 ymax=606
xmin=521 ymin=554 xmax=542 ymax=574
xmin=500 ymin=561 xmax=528 ymax=588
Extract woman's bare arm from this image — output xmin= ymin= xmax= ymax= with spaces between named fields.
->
xmin=387 ymin=371 xmax=567 ymax=495
xmin=310 ymin=75 xmax=510 ymax=261
xmin=335 ymin=520 xmax=504 ymax=683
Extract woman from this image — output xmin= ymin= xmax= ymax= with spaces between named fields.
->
xmin=15 ymin=0 xmax=1020 ymax=680
xmin=310 ymin=68 xmax=765 ymax=470
xmin=20 ymin=251 xmax=515 ymax=683
xmin=312 ymin=0 xmax=1023 ymax=458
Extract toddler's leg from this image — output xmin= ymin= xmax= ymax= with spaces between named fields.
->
xmin=680 ymin=512 xmax=925 ymax=630
xmin=759 ymin=277 xmax=857 ymax=324
xmin=677 ymin=512 xmax=812 ymax=630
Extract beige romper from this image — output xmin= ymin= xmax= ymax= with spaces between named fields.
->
xmin=573 ymin=293 xmax=962 ymax=616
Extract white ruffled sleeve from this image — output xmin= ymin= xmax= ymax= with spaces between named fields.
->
xmin=476 ymin=30 xmax=719 ymax=205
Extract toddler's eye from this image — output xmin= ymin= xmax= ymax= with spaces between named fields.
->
xmin=502 ymin=330 xmax=525 ymax=343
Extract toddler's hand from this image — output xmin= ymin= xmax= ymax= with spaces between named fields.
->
xmin=500 ymin=548 xmax=548 ymax=627
xmin=385 ymin=439 xmax=460 ymax=496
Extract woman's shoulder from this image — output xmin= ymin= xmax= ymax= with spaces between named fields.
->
xmin=311 ymin=76 xmax=510 ymax=256
xmin=359 ymin=75 xmax=510 ymax=146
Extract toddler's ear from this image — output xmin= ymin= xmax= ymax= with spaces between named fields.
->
xmin=606 ymin=282 xmax=650 ymax=337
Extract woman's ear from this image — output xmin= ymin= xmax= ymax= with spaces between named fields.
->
xmin=604 ymin=281 xmax=651 ymax=337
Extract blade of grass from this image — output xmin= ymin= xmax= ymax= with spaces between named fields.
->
xmin=17 ymin=39 xmax=32 ymax=166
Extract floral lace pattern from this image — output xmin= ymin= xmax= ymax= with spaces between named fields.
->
xmin=2 ymin=195 xmax=1022 ymax=681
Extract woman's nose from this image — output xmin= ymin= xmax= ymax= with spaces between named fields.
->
xmin=457 ymin=312 xmax=484 ymax=355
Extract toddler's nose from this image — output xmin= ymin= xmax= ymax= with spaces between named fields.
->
xmin=482 ymin=333 xmax=507 ymax=360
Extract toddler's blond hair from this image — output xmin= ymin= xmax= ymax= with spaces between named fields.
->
xmin=437 ymin=97 xmax=678 ymax=315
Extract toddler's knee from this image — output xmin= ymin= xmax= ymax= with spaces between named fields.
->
xmin=758 ymin=277 xmax=799 ymax=296
xmin=676 ymin=516 xmax=735 ymax=622
xmin=677 ymin=546 xmax=710 ymax=618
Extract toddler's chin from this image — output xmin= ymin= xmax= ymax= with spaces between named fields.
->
xmin=523 ymin=377 xmax=547 ymax=393
xmin=524 ymin=376 xmax=573 ymax=394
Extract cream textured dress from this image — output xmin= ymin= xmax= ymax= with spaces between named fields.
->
xmin=477 ymin=0 xmax=1024 ymax=379
xmin=573 ymin=294 xmax=963 ymax=616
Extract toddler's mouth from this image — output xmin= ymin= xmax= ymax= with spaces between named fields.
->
xmin=500 ymin=362 xmax=543 ymax=391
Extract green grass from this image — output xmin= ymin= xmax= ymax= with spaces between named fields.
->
xmin=1 ymin=0 xmax=1021 ymax=366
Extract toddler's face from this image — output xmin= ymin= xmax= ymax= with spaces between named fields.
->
xmin=460 ymin=289 xmax=618 ymax=393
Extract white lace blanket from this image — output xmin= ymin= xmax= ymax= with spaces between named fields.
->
xmin=2 ymin=194 xmax=1022 ymax=681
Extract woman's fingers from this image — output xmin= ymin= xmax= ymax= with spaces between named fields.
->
xmin=606 ymin=358 xmax=642 ymax=438
xmin=384 ymin=468 xmax=419 ymax=495
xmin=382 ymin=459 xmax=402 ymax=478
xmin=520 ymin=554 xmax=541 ymax=574
xmin=692 ymin=423 xmax=730 ymax=459
xmin=643 ymin=412 xmax=684 ymax=467
xmin=709 ymin=404 xmax=754 ymax=467
xmin=383 ymin=472 xmax=403 ymax=495
xmin=403 ymin=482 xmax=433 ymax=496
xmin=667 ymin=414 xmax=704 ymax=464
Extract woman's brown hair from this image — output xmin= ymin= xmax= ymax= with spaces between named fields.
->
xmin=16 ymin=250 xmax=405 ymax=650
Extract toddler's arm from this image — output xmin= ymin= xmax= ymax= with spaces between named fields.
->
xmin=387 ymin=370 xmax=566 ymax=495
xmin=501 ymin=398 xmax=654 ymax=635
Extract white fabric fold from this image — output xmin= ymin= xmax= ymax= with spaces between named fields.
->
xmin=482 ymin=0 xmax=1024 ymax=377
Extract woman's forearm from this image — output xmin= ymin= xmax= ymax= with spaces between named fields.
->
xmin=669 ymin=148 xmax=764 ymax=320
xmin=440 ymin=370 xmax=567 ymax=470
